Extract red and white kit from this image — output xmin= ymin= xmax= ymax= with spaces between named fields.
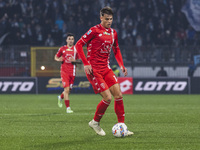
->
xmin=56 ymin=45 xmax=79 ymax=89
xmin=76 ymin=24 xmax=125 ymax=93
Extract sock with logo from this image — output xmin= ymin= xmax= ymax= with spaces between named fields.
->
xmin=60 ymin=93 xmax=64 ymax=99
xmin=64 ymin=100 xmax=70 ymax=108
xmin=94 ymin=100 xmax=110 ymax=122
xmin=114 ymin=97 xmax=125 ymax=123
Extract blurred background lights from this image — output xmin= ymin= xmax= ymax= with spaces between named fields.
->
xmin=41 ymin=66 xmax=45 ymax=70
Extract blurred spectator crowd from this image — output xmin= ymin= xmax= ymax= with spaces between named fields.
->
xmin=0 ymin=0 xmax=200 ymax=46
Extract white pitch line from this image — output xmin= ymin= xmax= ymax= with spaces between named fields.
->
xmin=0 ymin=112 xmax=166 ymax=116
xmin=0 ymin=113 xmax=92 ymax=116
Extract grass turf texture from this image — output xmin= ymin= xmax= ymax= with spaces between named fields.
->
xmin=0 ymin=94 xmax=200 ymax=150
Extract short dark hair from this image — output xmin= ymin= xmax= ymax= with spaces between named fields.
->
xmin=100 ymin=6 xmax=113 ymax=17
xmin=66 ymin=33 xmax=74 ymax=38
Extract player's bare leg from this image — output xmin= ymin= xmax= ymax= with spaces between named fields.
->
xmin=89 ymin=89 xmax=112 ymax=136
xmin=64 ymin=87 xmax=73 ymax=113
xmin=110 ymin=83 xmax=134 ymax=136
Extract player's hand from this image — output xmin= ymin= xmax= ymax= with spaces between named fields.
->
xmin=84 ymin=65 xmax=93 ymax=75
xmin=69 ymin=56 xmax=75 ymax=62
xmin=58 ymin=57 xmax=63 ymax=61
xmin=121 ymin=66 xmax=127 ymax=76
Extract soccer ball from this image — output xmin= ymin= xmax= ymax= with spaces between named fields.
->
xmin=112 ymin=123 xmax=128 ymax=137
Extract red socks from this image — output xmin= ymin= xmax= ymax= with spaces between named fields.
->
xmin=64 ymin=100 xmax=70 ymax=108
xmin=93 ymin=98 xmax=125 ymax=123
xmin=61 ymin=93 xmax=69 ymax=108
xmin=94 ymin=100 xmax=110 ymax=122
xmin=60 ymin=93 xmax=64 ymax=99
xmin=114 ymin=98 xmax=125 ymax=123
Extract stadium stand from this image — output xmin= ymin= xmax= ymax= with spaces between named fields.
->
xmin=1 ymin=0 xmax=199 ymax=46
xmin=0 ymin=0 xmax=200 ymax=77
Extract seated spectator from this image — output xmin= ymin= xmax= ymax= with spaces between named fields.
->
xmin=156 ymin=66 xmax=168 ymax=77
xmin=45 ymin=34 xmax=55 ymax=46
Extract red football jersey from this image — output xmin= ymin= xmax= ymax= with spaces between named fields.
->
xmin=56 ymin=45 xmax=79 ymax=76
xmin=80 ymin=24 xmax=120 ymax=70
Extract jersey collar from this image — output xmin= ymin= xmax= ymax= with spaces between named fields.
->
xmin=99 ymin=24 xmax=111 ymax=32
xmin=66 ymin=45 xmax=74 ymax=49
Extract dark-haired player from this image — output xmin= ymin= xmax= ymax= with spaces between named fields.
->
xmin=75 ymin=7 xmax=133 ymax=136
xmin=55 ymin=33 xmax=81 ymax=113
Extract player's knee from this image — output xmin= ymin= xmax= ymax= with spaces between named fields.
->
xmin=64 ymin=88 xmax=70 ymax=94
xmin=104 ymin=95 xmax=112 ymax=103
xmin=113 ymin=92 xmax=123 ymax=99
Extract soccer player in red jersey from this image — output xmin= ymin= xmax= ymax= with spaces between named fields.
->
xmin=55 ymin=33 xmax=81 ymax=113
xmin=75 ymin=7 xmax=134 ymax=136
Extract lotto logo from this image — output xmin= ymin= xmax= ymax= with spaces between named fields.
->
xmin=0 ymin=81 xmax=34 ymax=92
xmin=135 ymin=81 xmax=187 ymax=91
xmin=118 ymin=77 xmax=133 ymax=94
xmin=133 ymin=78 xmax=189 ymax=94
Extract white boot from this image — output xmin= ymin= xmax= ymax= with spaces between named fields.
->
xmin=88 ymin=119 xmax=106 ymax=136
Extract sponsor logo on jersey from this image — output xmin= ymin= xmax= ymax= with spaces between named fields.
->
xmin=87 ymin=30 xmax=92 ymax=35
xmin=103 ymin=31 xmax=110 ymax=35
xmin=99 ymin=33 xmax=102 ymax=37
xmin=64 ymin=54 xmax=73 ymax=63
xmin=66 ymin=48 xmax=73 ymax=51
xmin=105 ymin=40 xmax=111 ymax=43
xmin=100 ymin=43 xmax=112 ymax=53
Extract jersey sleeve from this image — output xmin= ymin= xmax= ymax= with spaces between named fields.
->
xmin=112 ymin=30 xmax=125 ymax=69
xmin=75 ymin=27 xmax=96 ymax=66
xmin=56 ymin=47 xmax=63 ymax=57
xmin=80 ymin=27 xmax=96 ymax=44
xmin=75 ymin=39 xmax=90 ymax=65
xmin=113 ymin=30 xmax=119 ymax=48
xmin=76 ymin=52 xmax=80 ymax=60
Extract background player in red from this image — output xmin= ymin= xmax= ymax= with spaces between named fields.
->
xmin=75 ymin=6 xmax=134 ymax=136
xmin=55 ymin=33 xmax=81 ymax=113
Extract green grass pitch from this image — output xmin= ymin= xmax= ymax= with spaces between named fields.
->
xmin=0 ymin=94 xmax=200 ymax=150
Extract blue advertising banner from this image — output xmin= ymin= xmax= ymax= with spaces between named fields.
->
xmin=0 ymin=77 xmax=37 ymax=94
xmin=2 ymin=77 xmax=199 ymax=94
xmin=37 ymin=77 xmax=199 ymax=94
xmin=37 ymin=77 xmax=93 ymax=94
